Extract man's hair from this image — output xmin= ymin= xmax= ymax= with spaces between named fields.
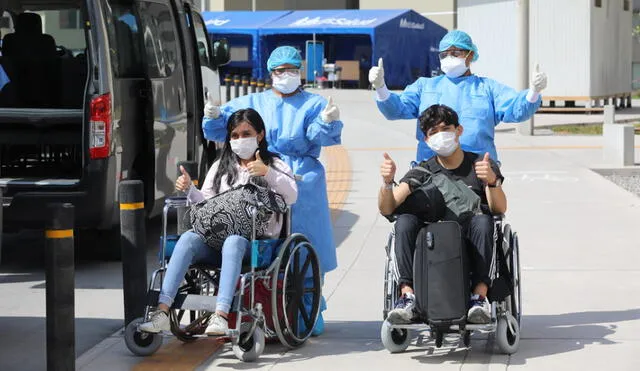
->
xmin=419 ymin=104 xmax=460 ymax=136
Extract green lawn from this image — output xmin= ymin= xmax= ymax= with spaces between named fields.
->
xmin=550 ymin=123 xmax=640 ymax=135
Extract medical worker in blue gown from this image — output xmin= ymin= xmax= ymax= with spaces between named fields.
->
xmin=202 ymin=46 xmax=343 ymax=336
xmin=370 ymin=30 xmax=548 ymax=162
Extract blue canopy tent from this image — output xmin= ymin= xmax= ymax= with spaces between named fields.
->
xmin=258 ymin=9 xmax=447 ymax=88
xmin=203 ymin=11 xmax=291 ymax=79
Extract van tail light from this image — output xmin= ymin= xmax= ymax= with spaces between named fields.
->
xmin=89 ymin=93 xmax=112 ymax=159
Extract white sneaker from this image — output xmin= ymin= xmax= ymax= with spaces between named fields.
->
xmin=205 ymin=313 xmax=229 ymax=336
xmin=467 ymin=295 xmax=491 ymax=324
xmin=139 ymin=310 xmax=170 ymax=333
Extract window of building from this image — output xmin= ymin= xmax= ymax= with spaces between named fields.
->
xmin=595 ymin=0 xmax=602 ymax=8
xmin=624 ymin=0 xmax=630 ymax=11
xmin=136 ymin=1 xmax=179 ymax=78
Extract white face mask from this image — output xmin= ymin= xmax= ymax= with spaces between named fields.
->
xmin=427 ymin=131 xmax=459 ymax=157
xmin=440 ymin=56 xmax=469 ymax=78
xmin=230 ymin=137 xmax=259 ymax=160
xmin=272 ymin=73 xmax=301 ymax=94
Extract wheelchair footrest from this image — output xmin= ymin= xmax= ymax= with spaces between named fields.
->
xmin=147 ymin=289 xmax=218 ymax=312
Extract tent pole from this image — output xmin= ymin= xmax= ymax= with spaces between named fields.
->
xmin=252 ymin=0 xmax=256 ymax=11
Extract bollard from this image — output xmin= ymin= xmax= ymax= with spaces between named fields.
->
xmin=257 ymin=78 xmax=264 ymax=93
xmin=250 ymin=77 xmax=257 ymax=94
xmin=119 ymin=180 xmax=147 ymax=327
xmin=223 ymin=74 xmax=231 ymax=103
xmin=241 ymin=75 xmax=249 ymax=96
xmin=603 ymin=104 xmax=635 ymax=166
xmin=265 ymin=78 xmax=272 ymax=90
xmin=233 ymin=74 xmax=240 ymax=99
xmin=45 ymin=203 xmax=75 ymax=371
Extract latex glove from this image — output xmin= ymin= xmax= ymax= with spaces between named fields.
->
xmin=531 ymin=63 xmax=547 ymax=93
xmin=204 ymin=92 xmax=220 ymax=119
xmin=320 ymin=96 xmax=340 ymax=123
xmin=368 ymin=58 xmax=385 ymax=89
xmin=175 ymin=166 xmax=192 ymax=192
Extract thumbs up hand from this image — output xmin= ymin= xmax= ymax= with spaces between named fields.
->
xmin=475 ymin=152 xmax=498 ymax=186
xmin=204 ymin=92 xmax=221 ymax=119
xmin=380 ymin=152 xmax=397 ymax=184
xmin=531 ymin=63 xmax=547 ymax=93
xmin=175 ymin=165 xmax=192 ymax=192
xmin=247 ymin=150 xmax=269 ymax=177
xmin=320 ymin=96 xmax=340 ymax=123
xmin=368 ymin=57 xmax=385 ymax=89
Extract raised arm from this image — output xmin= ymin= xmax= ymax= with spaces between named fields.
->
xmin=202 ymin=94 xmax=254 ymax=142
xmin=305 ymin=96 xmax=343 ymax=146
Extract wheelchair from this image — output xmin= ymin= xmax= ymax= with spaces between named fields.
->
xmin=381 ymin=214 xmax=522 ymax=354
xmin=124 ymin=196 xmax=322 ymax=362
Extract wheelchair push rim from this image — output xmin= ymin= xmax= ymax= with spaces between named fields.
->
xmin=271 ymin=233 xmax=322 ymax=348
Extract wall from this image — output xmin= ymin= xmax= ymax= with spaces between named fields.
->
xmin=459 ymin=0 xmax=632 ymax=98
xmin=590 ymin=0 xmax=632 ymax=96
xmin=458 ymin=0 xmax=519 ymax=88
xmin=530 ymin=0 xmax=591 ymax=97
xmin=359 ymin=0 xmax=456 ymax=29
xmin=206 ymin=0 xmax=350 ymax=11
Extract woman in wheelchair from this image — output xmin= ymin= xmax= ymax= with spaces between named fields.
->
xmin=139 ymin=108 xmax=298 ymax=336
xmin=378 ymin=104 xmax=506 ymax=325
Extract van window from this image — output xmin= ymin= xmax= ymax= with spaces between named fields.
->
xmin=106 ymin=3 xmax=144 ymax=78
xmin=192 ymin=12 xmax=212 ymax=67
xmin=136 ymin=1 xmax=179 ymax=78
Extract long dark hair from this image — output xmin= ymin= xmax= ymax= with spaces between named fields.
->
xmin=212 ymin=108 xmax=280 ymax=193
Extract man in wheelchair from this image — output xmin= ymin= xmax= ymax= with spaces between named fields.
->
xmin=378 ymin=104 xmax=506 ymax=325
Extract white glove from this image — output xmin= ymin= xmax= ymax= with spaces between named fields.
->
xmin=531 ymin=63 xmax=547 ymax=93
xmin=368 ymin=58 xmax=385 ymax=89
xmin=204 ymin=92 xmax=220 ymax=119
xmin=320 ymin=96 xmax=340 ymax=123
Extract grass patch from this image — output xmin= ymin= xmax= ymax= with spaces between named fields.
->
xmin=551 ymin=123 xmax=640 ymax=135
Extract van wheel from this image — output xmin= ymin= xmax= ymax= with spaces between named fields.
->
xmin=77 ymin=227 xmax=121 ymax=261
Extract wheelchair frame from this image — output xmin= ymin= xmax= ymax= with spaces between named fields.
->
xmin=124 ymin=196 xmax=322 ymax=362
xmin=381 ymin=215 xmax=522 ymax=354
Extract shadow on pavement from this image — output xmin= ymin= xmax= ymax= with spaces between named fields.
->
xmin=0 ymin=316 xmax=122 ymax=371
xmin=331 ymin=209 xmax=359 ymax=249
xmin=412 ymin=308 xmax=640 ymax=365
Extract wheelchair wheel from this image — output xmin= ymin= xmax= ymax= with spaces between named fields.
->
xmin=124 ymin=317 xmax=163 ymax=356
xmin=506 ymin=231 xmax=522 ymax=325
xmin=271 ymin=234 xmax=322 ymax=348
xmin=380 ymin=320 xmax=411 ymax=353
xmin=232 ymin=322 xmax=265 ymax=362
xmin=496 ymin=312 xmax=520 ymax=354
xmin=462 ymin=330 xmax=471 ymax=347
xmin=382 ymin=232 xmax=396 ymax=320
xmin=434 ymin=330 xmax=444 ymax=348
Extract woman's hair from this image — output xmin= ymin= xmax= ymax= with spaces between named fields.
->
xmin=212 ymin=108 xmax=280 ymax=193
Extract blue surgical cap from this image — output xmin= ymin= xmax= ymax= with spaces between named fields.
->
xmin=439 ymin=30 xmax=479 ymax=62
xmin=267 ymin=46 xmax=302 ymax=71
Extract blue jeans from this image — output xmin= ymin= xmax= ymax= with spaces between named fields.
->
xmin=158 ymin=231 xmax=250 ymax=313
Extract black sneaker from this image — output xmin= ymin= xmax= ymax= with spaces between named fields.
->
xmin=387 ymin=292 xmax=416 ymax=324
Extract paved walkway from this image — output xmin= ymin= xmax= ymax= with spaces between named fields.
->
xmin=72 ymin=89 xmax=640 ymax=370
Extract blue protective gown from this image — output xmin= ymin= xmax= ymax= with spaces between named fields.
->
xmin=377 ymin=75 xmax=542 ymax=162
xmin=202 ymin=89 xmax=343 ymax=274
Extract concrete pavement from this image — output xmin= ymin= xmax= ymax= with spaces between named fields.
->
xmin=4 ymin=88 xmax=640 ymax=370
